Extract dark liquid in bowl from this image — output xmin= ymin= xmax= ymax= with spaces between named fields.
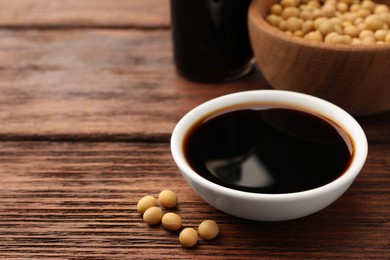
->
xmin=183 ymin=107 xmax=353 ymax=194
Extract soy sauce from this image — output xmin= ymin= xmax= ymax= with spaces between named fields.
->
xmin=184 ymin=107 xmax=353 ymax=194
xmin=170 ymin=0 xmax=254 ymax=82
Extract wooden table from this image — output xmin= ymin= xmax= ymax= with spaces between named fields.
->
xmin=0 ymin=0 xmax=388 ymax=259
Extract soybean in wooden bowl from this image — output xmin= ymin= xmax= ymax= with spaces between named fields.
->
xmin=248 ymin=0 xmax=390 ymax=115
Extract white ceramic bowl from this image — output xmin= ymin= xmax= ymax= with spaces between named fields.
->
xmin=171 ymin=90 xmax=368 ymax=221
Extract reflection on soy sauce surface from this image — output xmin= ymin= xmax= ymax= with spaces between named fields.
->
xmin=184 ymin=108 xmax=353 ymax=194
xmin=170 ymin=0 xmax=254 ymax=82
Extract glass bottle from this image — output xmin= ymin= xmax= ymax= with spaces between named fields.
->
xmin=170 ymin=0 xmax=254 ymax=82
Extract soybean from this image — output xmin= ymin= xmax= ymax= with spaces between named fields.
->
xmin=179 ymin=228 xmax=198 ymax=247
xmin=143 ymin=206 xmax=163 ymax=225
xmin=162 ymin=212 xmax=182 ymax=231
xmin=137 ymin=195 xmax=157 ymax=214
xmin=158 ymin=189 xmax=178 ymax=208
xmin=318 ymin=20 xmax=335 ymax=35
xmin=198 ymin=220 xmax=220 ymax=240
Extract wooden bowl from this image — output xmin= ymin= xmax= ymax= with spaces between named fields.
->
xmin=248 ymin=0 xmax=390 ymax=115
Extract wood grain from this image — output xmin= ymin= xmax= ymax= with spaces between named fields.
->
xmin=0 ymin=0 xmax=170 ymax=28
xmin=0 ymin=29 xmax=268 ymax=139
xmin=0 ymin=141 xmax=388 ymax=259
xmin=0 ymin=0 xmax=387 ymax=258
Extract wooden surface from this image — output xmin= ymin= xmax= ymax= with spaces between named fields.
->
xmin=0 ymin=0 xmax=388 ymax=259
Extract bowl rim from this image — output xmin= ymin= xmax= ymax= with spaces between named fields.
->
xmin=170 ymin=90 xmax=368 ymax=202
xmin=249 ymin=0 xmax=390 ymax=52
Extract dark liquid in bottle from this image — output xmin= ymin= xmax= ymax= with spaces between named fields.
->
xmin=184 ymin=107 xmax=353 ymax=194
xmin=170 ymin=0 xmax=254 ymax=82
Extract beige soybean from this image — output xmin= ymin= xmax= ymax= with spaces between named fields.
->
xmin=350 ymin=3 xmax=361 ymax=12
xmin=334 ymin=24 xmax=344 ymax=34
xmin=312 ymin=9 xmax=323 ymax=19
xmin=385 ymin=33 xmax=390 ymax=42
xmin=374 ymin=29 xmax=389 ymax=41
xmin=344 ymin=13 xmax=359 ymax=23
xmin=286 ymin=17 xmax=303 ymax=31
xmin=357 ymin=22 xmax=367 ymax=32
xmin=282 ymin=6 xmax=300 ymax=19
xmin=162 ymin=212 xmax=182 ymax=231
xmin=279 ymin=20 xmax=288 ymax=31
xmin=352 ymin=37 xmax=363 ymax=44
xmin=281 ymin=0 xmax=299 ymax=8
xmin=198 ymin=220 xmax=220 ymax=240
xmin=143 ymin=206 xmax=163 ymax=225
xmin=344 ymin=25 xmax=360 ymax=38
xmin=342 ymin=21 xmax=353 ymax=28
xmin=326 ymin=0 xmax=337 ymax=4
xmin=357 ymin=8 xmax=371 ymax=19
xmin=361 ymin=0 xmax=376 ymax=12
xmin=331 ymin=35 xmax=352 ymax=44
xmin=318 ymin=20 xmax=335 ymax=35
xmin=354 ymin=17 xmax=365 ymax=26
xmin=329 ymin=17 xmax=342 ymax=26
xmin=179 ymin=228 xmax=198 ymax=247
xmin=375 ymin=4 xmax=390 ymax=14
xmin=300 ymin=10 xmax=314 ymax=20
xmin=302 ymin=20 xmax=315 ymax=34
xmin=324 ymin=31 xmax=339 ymax=43
xmin=365 ymin=15 xmax=385 ymax=30
xmin=362 ymin=36 xmax=376 ymax=44
xmin=271 ymin=4 xmax=283 ymax=15
xmin=137 ymin=195 xmax=157 ymax=214
xmin=359 ymin=29 xmax=375 ymax=39
xmin=314 ymin=17 xmax=327 ymax=29
xmin=159 ymin=189 xmax=178 ymax=208
xmin=267 ymin=14 xmax=282 ymax=27
xmin=304 ymin=30 xmax=323 ymax=41
xmin=307 ymin=0 xmax=321 ymax=9
xmin=337 ymin=2 xmax=349 ymax=13
xmin=379 ymin=13 xmax=390 ymax=25
xmin=322 ymin=5 xmax=336 ymax=18
xmin=294 ymin=30 xmax=304 ymax=37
